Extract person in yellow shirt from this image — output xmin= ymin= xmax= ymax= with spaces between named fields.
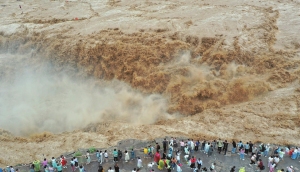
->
xmin=144 ymin=147 xmax=148 ymax=158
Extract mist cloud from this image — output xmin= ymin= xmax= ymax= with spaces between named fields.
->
xmin=0 ymin=60 xmax=170 ymax=136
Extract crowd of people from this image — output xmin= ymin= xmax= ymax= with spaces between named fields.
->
xmin=1 ymin=138 xmax=299 ymax=172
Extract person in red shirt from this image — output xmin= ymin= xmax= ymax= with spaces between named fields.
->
xmin=190 ymin=156 xmax=196 ymax=169
xmin=257 ymin=159 xmax=264 ymax=171
xmin=154 ymin=151 xmax=161 ymax=165
xmin=60 ymin=155 xmax=67 ymax=169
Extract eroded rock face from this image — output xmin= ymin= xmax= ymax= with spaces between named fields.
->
xmin=0 ymin=0 xmax=299 ymax=166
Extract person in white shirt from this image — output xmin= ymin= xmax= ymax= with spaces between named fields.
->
xmin=137 ymin=157 xmax=143 ymax=168
xmin=10 ymin=166 xmax=15 ymax=172
xmin=176 ymin=151 xmax=181 ymax=164
xmin=268 ymin=156 xmax=274 ymax=168
xmin=107 ymin=167 xmax=114 ymax=172
xmin=176 ymin=163 xmax=182 ymax=172
xmin=197 ymin=158 xmax=203 ymax=170
xmin=170 ymin=137 xmax=174 ymax=147
xmin=274 ymin=156 xmax=280 ymax=168
xmin=210 ymin=163 xmax=215 ymax=171
xmin=104 ymin=150 xmax=109 ymax=162
xmin=132 ymin=168 xmax=137 ymax=172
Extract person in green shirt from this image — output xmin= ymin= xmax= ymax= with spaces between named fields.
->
xmin=56 ymin=164 xmax=62 ymax=172
xmin=113 ymin=149 xmax=118 ymax=162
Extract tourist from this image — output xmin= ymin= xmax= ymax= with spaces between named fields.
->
xmin=113 ymin=149 xmax=118 ymax=162
xmin=29 ymin=164 xmax=34 ymax=172
xmin=74 ymin=157 xmax=79 ymax=168
xmin=217 ymin=139 xmax=223 ymax=154
xmin=114 ymin=164 xmax=119 ymax=172
xmin=210 ymin=163 xmax=215 ymax=171
xmin=173 ymin=138 xmax=178 ymax=149
xmin=56 ymin=163 xmax=62 ymax=172
xmin=118 ymin=150 xmax=122 ymax=160
xmin=245 ymin=142 xmax=250 ymax=155
xmin=269 ymin=162 xmax=275 ymax=172
xmin=104 ymin=150 xmax=109 ymax=163
xmin=156 ymin=143 xmax=161 ymax=152
xmin=232 ymin=140 xmax=237 ymax=154
xmin=264 ymin=144 xmax=270 ymax=157
xmin=96 ymin=150 xmax=101 ymax=162
xmin=143 ymin=147 xmax=148 ymax=158
xmin=175 ymin=150 xmax=180 ymax=164
xmin=291 ymin=149 xmax=297 ymax=159
xmin=163 ymin=138 xmax=168 ymax=152
xmin=256 ymin=159 xmax=264 ymax=171
xmin=230 ymin=166 xmax=235 ymax=172
xmin=208 ymin=145 xmax=214 ymax=157
xmin=184 ymin=146 xmax=190 ymax=155
xmin=124 ymin=150 xmax=130 ymax=162
xmin=70 ymin=158 xmax=75 ymax=172
xmin=42 ymin=158 xmax=48 ymax=168
xmin=197 ymin=158 xmax=203 ymax=170
xmin=107 ymin=167 xmax=114 ymax=172
xmin=51 ymin=157 xmax=57 ymax=169
xmin=249 ymin=141 xmax=254 ymax=153
xmin=98 ymin=166 xmax=104 ymax=172
xmin=278 ymin=149 xmax=284 ymax=161
xmin=286 ymin=166 xmax=294 ymax=172
xmin=195 ymin=140 xmax=200 ymax=151
xmin=249 ymin=154 xmax=256 ymax=166
xmin=131 ymin=149 xmax=135 ymax=160
xmin=171 ymin=157 xmax=177 ymax=170
xmin=240 ymin=148 xmax=245 ymax=160
xmin=99 ymin=150 xmax=103 ymax=164
xmin=268 ymin=155 xmax=274 ymax=168
xmin=137 ymin=157 xmax=143 ymax=168
xmin=212 ymin=140 xmax=216 ymax=149
xmin=154 ymin=151 xmax=161 ymax=165
xmin=201 ymin=140 xmax=206 ymax=152
xmin=176 ymin=162 xmax=182 ymax=172
xmin=223 ymin=140 xmax=228 ymax=155
xmin=190 ymin=139 xmax=195 ymax=154
xmin=190 ymin=156 xmax=196 ymax=169
xmin=132 ymin=168 xmax=137 ymax=172
xmin=256 ymin=149 xmax=262 ymax=162
xmin=184 ymin=154 xmax=190 ymax=163
xmin=44 ymin=166 xmax=49 ymax=172
xmin=274 ymin=156 xmax=280 ymax=168
xmin=237 ymin=141 xmax=243 ymax=152
xmin=48 ymin=165 xmax=54 ymax=172
xmin=158 ymin=159 xmax=164 ymax=170
xmin=252 ymin=146 xmax=258 ymax=155
xmin=86 ymin=153 xmax=91 ymax=165
xmin=169 ymin=144 xmax=173 ymax=157
xmin=204 ymin=142 xmax=210 ymax=154
xmin=60 ymin=155 xmax=67 ymax=168
xmin=150 ymin=145 xmax=155 ymax=158
xmin=180 ymin=140 xmax=185 ymax=152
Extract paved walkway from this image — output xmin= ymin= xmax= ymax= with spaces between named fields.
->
xmin=15 ymin=137 xmax=299 ymax=172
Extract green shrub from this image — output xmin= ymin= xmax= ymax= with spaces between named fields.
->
xmin=89 ymin=147 xmax=96 ymax=154
xmin=74 ymin=151 xmax=82 ymax=157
